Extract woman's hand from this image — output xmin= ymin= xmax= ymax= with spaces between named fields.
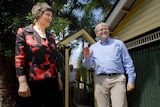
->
xmin=18 ymin=81 xmax=31 ymax=97
xmin=18 ymin=75 xmax=31 ymax=97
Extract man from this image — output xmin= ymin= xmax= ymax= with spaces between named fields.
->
xmin=68 ymin=64 xmax=77 ymax=107
xmin=82 ymin=22 xmax=136 ymax=107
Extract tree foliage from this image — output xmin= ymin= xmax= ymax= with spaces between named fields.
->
xmin=0 ymin=0 xmax=117 ymax=57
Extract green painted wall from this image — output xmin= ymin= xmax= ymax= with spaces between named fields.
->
xmin=127 ymin=41 xmax=160 ymax=107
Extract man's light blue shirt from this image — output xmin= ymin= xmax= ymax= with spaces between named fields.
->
xmin=83 ymin=38 xmax=136 ymax=84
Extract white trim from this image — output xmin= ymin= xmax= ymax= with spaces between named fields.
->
xmin=105 ymin=0 xmax=127 ymax=27
xmin=125 ymin=31 xmax=160 ymax=49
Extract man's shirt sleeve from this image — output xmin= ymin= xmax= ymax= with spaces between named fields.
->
xmin=121 ymin=41 xmax=136 ymax=84
xmin=82 ymin=57 xmax=94 ymax=69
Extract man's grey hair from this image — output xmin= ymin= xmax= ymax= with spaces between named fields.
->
xmin=94 ymin=22 xmax=109 ymax=33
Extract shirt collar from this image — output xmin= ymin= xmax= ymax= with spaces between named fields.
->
xmin=99 ymin=37 xmax=110 ymax=45
xmin=23 ymin=24 xmax=35 ymax=33
xmin=24 ymin=24 xmax=51 ymax=37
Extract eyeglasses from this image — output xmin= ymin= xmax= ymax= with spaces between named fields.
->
xmin=96 ymin=28 xmax=108 ymax=32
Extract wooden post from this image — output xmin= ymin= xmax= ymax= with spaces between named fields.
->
xmin=65 ymin=45 xmax=69 ymax=107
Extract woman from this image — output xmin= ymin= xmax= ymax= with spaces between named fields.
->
xmin=15 ymin=2 xmax=63 ymax=107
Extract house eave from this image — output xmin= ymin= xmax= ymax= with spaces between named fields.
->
xmin=105 ymin=0 xmax=136 ymax=31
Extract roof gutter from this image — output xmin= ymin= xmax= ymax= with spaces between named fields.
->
xmin=105 ymin=0 xmax=127 ymax=27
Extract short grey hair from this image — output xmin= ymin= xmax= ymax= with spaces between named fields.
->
xmin=94 ymin=22 xmax=109 ymax=33
xmin=31 ymin=2 xmax=52 ymax=21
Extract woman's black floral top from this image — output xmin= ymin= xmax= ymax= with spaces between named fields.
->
xmin=15 ymin=24 xmax=59 ymax=81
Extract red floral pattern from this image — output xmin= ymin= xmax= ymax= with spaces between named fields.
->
xmin=15 ymin=24 xmax=59 ymax=81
